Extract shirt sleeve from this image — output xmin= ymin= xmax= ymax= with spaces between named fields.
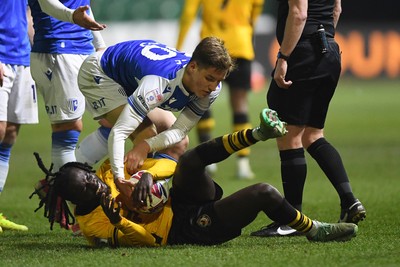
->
xmin=111 ymin=217 xmax=160 ymax=247
xmin=143 ymin=159 xmax=177 ymax=180
xmin=88 ymin=7 xmax=106 ymax=49
xmin=108 ymin=103 xmax=143 ymax=178
xmin=37 ymin=0 xmax=74 ymax=23
xmin=144 ymin=106 xmax=200 ymax=152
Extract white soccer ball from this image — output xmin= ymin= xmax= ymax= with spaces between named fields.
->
xmin=129 ymin=170 xmax=170 ymax=214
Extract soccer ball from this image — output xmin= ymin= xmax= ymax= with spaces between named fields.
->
xmin=129 ymin=170 xmax=170 ymax=214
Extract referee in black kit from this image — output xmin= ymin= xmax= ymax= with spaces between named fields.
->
xmin=252 ymin=0 xmax=366 ymax=237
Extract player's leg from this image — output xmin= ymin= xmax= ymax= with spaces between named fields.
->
xmin=75 ymin=122 xmax=110 ymax=166
xmin=173 ymin=108 xmax=287 ymax=203
xmin=305 ymin=130 xmax=365 ymax=223
xmin=303 ymin=73 xmax=365 ymax=224
xmin=0 ymin=122 xmax=30 ymax=232
xmin=31 ymin=53 xmax=85 ymax=171
xmin=0 ymin=64 xmax=37 ymax=231
xmin=196 ymin=109 xmax=214 ymax=144
xmin=31 ymin=53 xmax=86 ymax=231
xmin=195 ymin=110 xmax=217 ymax=174
xmin=253 ymin=79 xmax=310 ymax=237
xmin=226 ymin=59 xmax=254 ymax=179
xmin=76 ymin=52 xmax=127 ymax=167
xmin=213 ymin=183 xmax=358 ymax=242
xmin=0 ymin=68 xmax=12 ymax=194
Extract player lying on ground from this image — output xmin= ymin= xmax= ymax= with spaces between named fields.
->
xmin=32 ymin=108 xmax=358 ymax=247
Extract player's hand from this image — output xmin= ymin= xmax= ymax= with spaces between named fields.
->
xmin=100 ymin=193 xmax=122 ymax=224
xmin=274 ymin=59 xmax=292 ymax=89
xmin=114 ymin=177 xmax=135 ymax=198
xmin=124 ymin=141 xmax=150 ymax=174
xmin=132 ymin=172 xmax=153 ymax=208
xmin=0 ymin=62 xmax=6 ymax=87
xmin=72 ymin=5 xmax=106 ymax=31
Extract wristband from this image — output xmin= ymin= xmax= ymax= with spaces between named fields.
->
xmin=277 ymin=51 xmax=290 ymax=61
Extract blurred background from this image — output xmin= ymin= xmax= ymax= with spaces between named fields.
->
xmin=91 ymin=0 xmax=400 ymax=87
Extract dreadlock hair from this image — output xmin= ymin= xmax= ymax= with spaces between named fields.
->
xmin=30 ymin=152 xmax=95 ymax=230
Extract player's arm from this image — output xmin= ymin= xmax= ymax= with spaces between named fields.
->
xmin=274 ymin=0 xmax=307 ymax=89
xmin=146 ymin=159 xmax=177 ymax=180
xmin=0 ymin=62 xmax=4 ymax=87
xmin=145 ymin=107 xmax=199 ymax=153
xmin=123 ymin=107 xmax=197 ymax=175
xmin=27 ymin=6 xmax=34 ymax=45
xmin=176 ymin=0 xmax=201 ymax=50
xmin=108 ymin=103 xmax=143 ymax=181
xmin=86 ymin=6 xmax=106 ymax=50
xmin=100 ymin=193 xmax=159 ymax=247
xmin=37 ymin=0 xmax=106 ymax=30
xmin=333 ymin=0 xmax=342 ymax=29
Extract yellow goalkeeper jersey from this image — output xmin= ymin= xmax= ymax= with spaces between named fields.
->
xmin=176 ymin=0 xmax=264 ymax=60
xmin=76 ymin=156 xmax=177 ymax=247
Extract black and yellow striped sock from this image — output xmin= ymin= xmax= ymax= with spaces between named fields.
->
xmin=222 ymin=128 xmax=258 ymax=155
xmin=233 ymin=123 xmax=252 ymax=157
xmin=197 ymin=110 xmax=215 ymax=143
xmin=194 ymin=129 xmax=258 ymax=166
xmin=287 ymin=210 xmax=314 ymax=233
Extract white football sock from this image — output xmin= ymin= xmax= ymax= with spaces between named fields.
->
xmin=75 ymin=127 xmax=109 ymax=166
xmin=51 ymin=130 xmax=80 ymax=171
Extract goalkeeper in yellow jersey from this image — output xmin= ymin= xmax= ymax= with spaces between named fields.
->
xmin=32 ymin=109 xmax=358 ymax=247
xmin=177 ymin=0 xmax=264 ymax=179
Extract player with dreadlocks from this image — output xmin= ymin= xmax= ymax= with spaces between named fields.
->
xmin=30 ymin=155 xmax=88 ymax=230
xmin=31 ymin=109 xmax=358 ymax=247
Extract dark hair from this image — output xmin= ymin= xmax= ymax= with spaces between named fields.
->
xmin=30 ymin=153 xmax=94 ymax=230
xmin=190 ymin=36 xmax=236 ymax=74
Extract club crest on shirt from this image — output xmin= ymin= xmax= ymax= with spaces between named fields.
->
xmin=145 ymin=88 xmax=162 ymax=106
xmin=67 ymin=98 xmax=79 ymax=112
xmin=196 ymin=214 xmax=212 ymax=228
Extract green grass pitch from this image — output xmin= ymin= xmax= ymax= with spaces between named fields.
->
xmin=0 ymin=77 xmax=399 ymax=266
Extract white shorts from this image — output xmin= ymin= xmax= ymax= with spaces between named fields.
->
xmin=30 ymin=53 xmax=86 ymax=123
xmin=0 ymin=64 xmax=38 ymax=124
xmin=78 ymin=51 xmax=127 ymax=120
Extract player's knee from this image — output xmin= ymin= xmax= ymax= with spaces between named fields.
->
xmin=0 ymin=126 xmax=6 ymax=142
xmin=254 ymin=183 xmax=283 ymax=204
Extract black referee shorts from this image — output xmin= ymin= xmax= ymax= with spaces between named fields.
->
xmin=267 ymin=38 xmax=341 ymax=129
xmin=225 ymin=58 xmax=252 ymax=90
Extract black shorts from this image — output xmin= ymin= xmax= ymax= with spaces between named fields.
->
xmin=267 ymin=38 xmax=341 ymax=129
xmin=167 ymin=182 xmax=241 ymax=246
xmin=225 ymin=58 xmax=252 ymax=90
